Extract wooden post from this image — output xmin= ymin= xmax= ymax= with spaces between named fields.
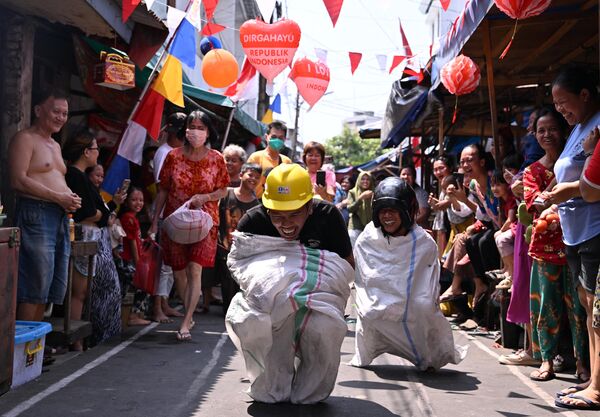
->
xmin=482 ymin=19 xmax=501 ymax=169
xmin=438 ymin=108 xmax=444 ymax=156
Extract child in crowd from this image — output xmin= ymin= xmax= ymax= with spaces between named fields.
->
xmin=491 ymin=170 xmax=517 ymax=289
xmin=118 ymin=187 xmax=151 ymax=326
xmin=441 ymin=174 xmax=474 ymax=258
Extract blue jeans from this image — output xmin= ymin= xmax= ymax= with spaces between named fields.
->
xmin=16 ymin=197 xmax=70 ymax=304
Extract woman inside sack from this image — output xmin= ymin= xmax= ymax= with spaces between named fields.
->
xmin=351 ymin=176 xmax=465 ymax=370
xmin=150 ymin=110 xmax=229 ymax=342
xmin=63 ymin=132 xmax=125 ymax=349
xmin=116 ymin=187 xmax=152 ymax=326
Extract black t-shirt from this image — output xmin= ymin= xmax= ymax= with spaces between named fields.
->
xmin=237 ymin=199 xmax=352 ymax=260
xmin=65 ymin=166 xmax=116 ymax=227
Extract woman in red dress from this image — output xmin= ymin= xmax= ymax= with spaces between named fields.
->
xmin=150 ymin=110 xmax=229 ymax=341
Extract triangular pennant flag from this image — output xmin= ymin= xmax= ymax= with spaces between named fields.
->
xmin=261 ymin=108 xmax=273 ymax=124
xmin=389 ymin=55 xmax=405 ymax=74
xmin=166 ymin=6 xmax=186 ymax=37
xmin=201 ymin=22 xmax=226 ymax=36
xmin=348 ymin=52 xmax=362 ymax=75
xmin=404 ymin=68 xmax=424 ymax=84
xmin=123 ymin=0 xmax=142 ymax=23
xmin=315 ymin=48 xmax=328 ymax=64
xmin=322 ymin=0 xmax=344 ymax=27
xmin=398 ymin=19 xmax=413 ymax=57
xmin=145 ymin=0 xmax=156 ymax=11
xmin=186 ymin=0 xmax=202 ymax=29
xmin=224 ymin=58 xmax=257 ymax=98
xmin=439 ymin=0 xmax=450 ymax=11
xmin=376 ymin=54 xmax=387 ymax=72
xmin=203 ymin=0 xmax=219 ymax=21
xmin=169 ymin=18 xmax=197 ymax=68
xmin=255 ymin=0 xmax=277 ymax=21
xmin=270 ymin=94 xmax=281 ymax=113
xmin=153 ymin=55 xmax=184 ymax=107
xmin=132 ymin=88 xmax=166 ymax=140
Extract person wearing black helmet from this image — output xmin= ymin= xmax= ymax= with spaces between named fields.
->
xmin=350 ymin=176 xmax=465 ymax=370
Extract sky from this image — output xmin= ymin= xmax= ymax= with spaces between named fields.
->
xmin=270 ymin=0 xmax=436 ymax=144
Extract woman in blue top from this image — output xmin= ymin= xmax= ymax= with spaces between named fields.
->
xmin=545 ymin=66 xmax=600 ymax=410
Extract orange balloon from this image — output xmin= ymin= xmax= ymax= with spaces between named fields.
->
xmin=201 ymin=49 xmax=239 ymax=88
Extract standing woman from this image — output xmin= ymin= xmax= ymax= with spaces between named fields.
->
xmin=523 ymin=108 xmax=587 ymax=383
xmin=63 ymin=131 xmax=125 ymax=347
xmin=303 ymin=141 xmax=335 ymax=202
xmin=150 ymin=110 xmax=229 ymax=341
xmin=428 ymin=156 xmax=453 ymax=256
xmin=347 ymin=171 xmax=375 ymax=246
xmin=546 ymin=66 xmax=600 ymax=410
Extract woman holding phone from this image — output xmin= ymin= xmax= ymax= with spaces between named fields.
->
xmin=302 ymin=141 xmax=335 ymax=202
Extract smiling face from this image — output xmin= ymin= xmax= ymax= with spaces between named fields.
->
xmin=224 ymin=151 xmax=243 ymax=178
xmin=359 ymin=174 xmax=372 ymax=190
xmin=552 ymin=84 xmax=589 ymax=126
xmin=88 ymin=164 xmax=104 ymax=188
xmin=126 ymin=189 xmax=144 ymax=213
xmin=240 ymin=169 xmax=261 ymax=192
xmin=378 ymin=207 xmax=406 ymax=236
xmin=491 ymin=181 xmax=508 ymax=199
xmin=341 ymin=177 xmax=351 ymax=191
xmin=305 ymin=149 xmax=323 ymax=173
xmin=267 ymin=203 xmax=312 ymax=241
xmin=433 ymin=160 xmax=450 ymax=181
xmin=459 ymin=146 xmax=485 ymax=183
xmin=535 ymin=114 xmax=563 ymax=153
xmin=35 ymin=97 xmax=68 ymax=134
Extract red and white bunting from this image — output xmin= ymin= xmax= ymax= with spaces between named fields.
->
xmin=322 ymin=0 xmax=344 ymax=27
xmin=348 ymin=52 xmax=362 ymax=75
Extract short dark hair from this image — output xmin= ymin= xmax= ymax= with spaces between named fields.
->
xmin=268 ymin=120 xmax=287 ymax=135
xmin=491 ymin=169 xmax=508 ymax=185
xmin=302 ymin=141 xmax=326 ymax=165
xmin=240 ymin=163 xmax=262 ymax=176
xmin=33 ymin=88 xmax=69 ymax=107
xmin=400 ymin=165 xmax=417 ymax=178
xmin=433 ymin=155 xmax=455 ymax=172
xmin=553 ymin=64 xmax=599 ymax=101
xmin=501 ymin=154 xmax=523 ymax=171
xmin=165 ymin=112 xmax=187 ymax=133
xmin=533 ymin=107 xmax=569 ymax=137
xmin=62 ymin=128 xmax=96 ymax=163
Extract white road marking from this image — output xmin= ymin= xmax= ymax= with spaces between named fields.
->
xmin=2 ymin=323 xmax=159 ymax=417
xmin=465 ymin=332 xmax=579 ymax=417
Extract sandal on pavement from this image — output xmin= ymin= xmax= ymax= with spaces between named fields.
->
xmin=530 ymin=369 xmax=555 ymax=381
xmin=556 ymin=386 xmax=585 ymax=398
xmin=176 ymin=330 xmax=192 ymax=342
xmin=555 ymin=394 xmax=600 ymax=410
xmin=498 ymin=351 xmax=541 ymax=366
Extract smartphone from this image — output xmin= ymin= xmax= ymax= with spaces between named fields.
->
xmin=453 ymin=172 xmax=465 ymax=186
xmin=120 ymin=179 xmax=131 ymax=193
xmin=316 ymin=170 xmax=326 ymax=187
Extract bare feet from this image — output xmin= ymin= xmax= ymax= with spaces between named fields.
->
xmin=152 ymin=313 xmax=173 ymax=324
xmin=439 ymin=286 xmax=463 ymax=302
xmin=162 ymin=302 xmax=184 ymax=317
xmin=128 ymin=313 xmax=151 ymax=326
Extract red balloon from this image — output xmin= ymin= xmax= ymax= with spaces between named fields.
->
xmin=239 ymin=19 xmax=301 ymax=83
xmin=440 ymin=55 xmax=480 ymax=96
xmin=290 ymin=58 xmax=330 ymax=107
xmin=494 ymin=0 xmax=551 ymax=19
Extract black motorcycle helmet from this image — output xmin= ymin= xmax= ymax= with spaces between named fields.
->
xmin=372 ymin=177 xmax=418 ymax=234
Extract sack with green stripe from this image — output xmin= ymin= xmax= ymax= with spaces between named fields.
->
xmin=225 ymin=232 xmax=354 ymax=404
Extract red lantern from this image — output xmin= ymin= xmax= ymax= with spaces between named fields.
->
xmin=494 ymin=0 xmax=552 ymax=58
xmin=440 ymin=54 xmax=480 ymax=123
xmin=290 ymin=58 xmax=330 ymax=107
xmin=201 ymin=49 xmax=239 ymax=89
xmin=239 ymin=19 xmax=301 ymax=84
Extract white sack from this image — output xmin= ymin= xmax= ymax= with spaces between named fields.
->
xmin=162 ymin=199 xmax=213 ymax=244
xmin=351 ymin=222 xmax=467 ymax=370
xmin=226 ymin=232 xmax=354 ymax=404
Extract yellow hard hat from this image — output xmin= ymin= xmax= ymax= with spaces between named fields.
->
xmin=262 ymin=164 xmax=314 ymax=211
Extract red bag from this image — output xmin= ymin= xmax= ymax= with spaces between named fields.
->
xmin=133 ymin=239 xmax=161 ymax=295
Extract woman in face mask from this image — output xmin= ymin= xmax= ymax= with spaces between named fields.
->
xmin=150 ymin=110 xmax=229 ymax=341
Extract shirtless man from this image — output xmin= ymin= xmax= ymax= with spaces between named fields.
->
xmin=8 ymin=89 xmax=81 ymax=321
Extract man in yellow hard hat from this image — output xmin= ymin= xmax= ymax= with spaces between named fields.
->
xmin=237 ymin=163 xmax=354 ymax=267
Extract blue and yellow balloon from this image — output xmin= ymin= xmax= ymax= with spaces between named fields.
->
xmin=199 ymin=36 xmax=222 ymax=56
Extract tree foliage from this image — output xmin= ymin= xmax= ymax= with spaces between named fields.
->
xmin=324 ymin=127 xmax=384 ymax=169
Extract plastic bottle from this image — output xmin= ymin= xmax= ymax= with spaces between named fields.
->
xmin=68 ymin=214 xmax=75 ymax=241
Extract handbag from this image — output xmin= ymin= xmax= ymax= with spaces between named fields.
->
xmin=162 ymin=199 xmax=214 ymax=244
xmin=133 ymin=239 xmax=161 ymax=294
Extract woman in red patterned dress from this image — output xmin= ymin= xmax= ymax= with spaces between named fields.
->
xmin=150 ymin=110 xmax=229 ymax=341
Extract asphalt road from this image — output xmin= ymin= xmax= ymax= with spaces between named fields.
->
xmin=1 ymin=306 xmax=597 ymax=417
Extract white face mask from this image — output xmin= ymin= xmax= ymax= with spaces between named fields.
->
xmin=186 ymin=129 xmax=207 ymax=148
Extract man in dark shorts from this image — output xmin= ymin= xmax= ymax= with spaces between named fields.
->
xmin=237 ymin=164 xmax=354 ymax=267
xmin=8 ymin=89 xmax=81 ymax=321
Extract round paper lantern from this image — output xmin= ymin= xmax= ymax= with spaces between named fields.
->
xmin=202 ymin=49 xmax=239 ymax=89
xmin=200 ymin=36 xmax=222 ymax=56
xmin=239 ymin=19 xmax=301 ymax=83
xmin=290 ymin=58 xmax=330 ymax=107
xmin=440 ymin=54 xmax=480 ymax=122
xmin=494 ymin=0 xmax=552 ymax=58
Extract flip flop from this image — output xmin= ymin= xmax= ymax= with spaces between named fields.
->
xmin=556 ymin=386 xmax=584 ymax=398
xmin=530 ymin=369 xmax=555 ymax=381
xmin=176 ymin=331 xmax=192 ymax=342
xmin=439 ymin=292 xmax=466 ymax=303
xmin=555 ymin=394 xmax=600 ymax=410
